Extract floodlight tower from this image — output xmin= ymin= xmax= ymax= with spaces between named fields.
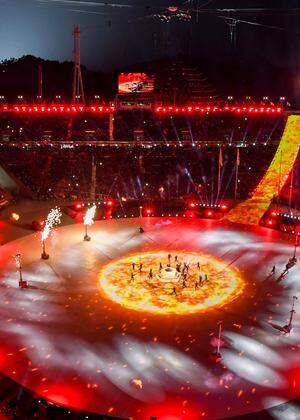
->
xmin=72 ymin=24 xmax=85 ymax=104
xmin=37 ymin=64 xmax=43 ymax=102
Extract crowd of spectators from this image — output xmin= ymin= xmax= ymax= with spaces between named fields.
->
xmin=0 ymin=144 xmax=278 ymax=205
xmin=114 ymin=112 xmax=285 ymax=145
xmin=0 ymin=112 xmax=285 ymax=145
xmin=0 ymin=111 xmax=290 ymax=214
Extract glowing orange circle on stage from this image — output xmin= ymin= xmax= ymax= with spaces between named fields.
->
xmin=99 ymin=251 xmax=244 ymax=315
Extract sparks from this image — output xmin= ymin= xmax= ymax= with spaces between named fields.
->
xmin=14 ymin=253 xmax=21 ymax=270
xmin=41 ymin=207 xmax=62 ymax=241
xmin=83 ymin=205 xmax=97 ymax=226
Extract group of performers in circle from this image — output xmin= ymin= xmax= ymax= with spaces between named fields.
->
xmin=129 ymin=253 xmax=209 ymax=297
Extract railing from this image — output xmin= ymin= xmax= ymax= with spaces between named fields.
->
xmin=0 ymin=139 xmax=281 ymax=148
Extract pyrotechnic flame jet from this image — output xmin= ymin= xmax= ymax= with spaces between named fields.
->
xmin=83 ymin=205 xmax=97 ymax=241
xmin=41 ymin=207 xmax=62 ymax=259
xmin=42 ymin=207 xmax=62 ymax=241
xmin=83 ymin=205 xmax=97 ymax=227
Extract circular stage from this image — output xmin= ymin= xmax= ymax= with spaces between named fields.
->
xmin=99 ymin=251 xmax=244 ymax=315
xmin=0 ymin=217 xmax=299 ymax=419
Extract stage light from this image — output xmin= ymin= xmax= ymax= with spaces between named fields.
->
xmin=10 ymin=212 xmax=20 ymax=222
xmin=74 ymin=202 xmax=84 ymax=211
xmin=0 ymin=102 xmax=284 ymax=115
xmin=32 ymin=219 xmax=45 ymax=231
xmin=221 ymin=204 xmax=227 ymax=210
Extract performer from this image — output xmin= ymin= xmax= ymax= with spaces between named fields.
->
xmin=183 ymin=262 xmax=189 ymax=273
xmin=171 ymin=286 xmax=177 ymax=296
xmin=197 ymin=262 xmax=200 ymax=270
xmin=159 ymin=262 xmax=163 ymax=270
xmin=168 ymin=254 xmax=171 ymax=264
xmin=287 ymin=256 xmax=297 ymax=269
xmin=199 ymin=274 xmax=203 ymax=285
xmin=285 ymin=256 xmax=297 ymax=273
xmin=149 ymin=268 xmax=153 ymax=279
xmin=175 ymin=255 xmax=178 ymax=262
xmin=271 ymin=265 xmax=276 ymax=275
xmin=132 ymin=262 xmax=136 ymax=271
xmin=130 ymin=272 xmax=134 ymax=283
xmin=139 ymin=263 xmax=143 ymax=273
xmin=194 ymin=280 xmax=199 ymax=290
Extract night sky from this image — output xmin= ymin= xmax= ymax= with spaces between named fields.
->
xmin=0 ymin=0 xmax=299 ymax=72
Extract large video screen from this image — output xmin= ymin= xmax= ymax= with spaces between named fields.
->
xmin=118 ymin=73 xmax=154 ymax=94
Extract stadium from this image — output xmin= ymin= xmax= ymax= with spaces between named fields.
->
xmin=0 ymin=1 xmax=300 ymax=419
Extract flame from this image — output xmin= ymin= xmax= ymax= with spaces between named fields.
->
xmin=83 ymin=205 xmax=97 ymax=226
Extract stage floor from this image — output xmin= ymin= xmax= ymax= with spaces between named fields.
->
xmin=0 ymin=217 xmax=299 ymax=419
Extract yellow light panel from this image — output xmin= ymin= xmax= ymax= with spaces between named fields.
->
xmin=226 ymin=115 xmax=300 ymax=225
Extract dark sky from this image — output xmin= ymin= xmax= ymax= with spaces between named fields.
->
xmin=0 ymin=0 xmax=299 ymax=72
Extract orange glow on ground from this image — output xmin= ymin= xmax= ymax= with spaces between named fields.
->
xmin=99 ymin=251 xmax=244 ymax=315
